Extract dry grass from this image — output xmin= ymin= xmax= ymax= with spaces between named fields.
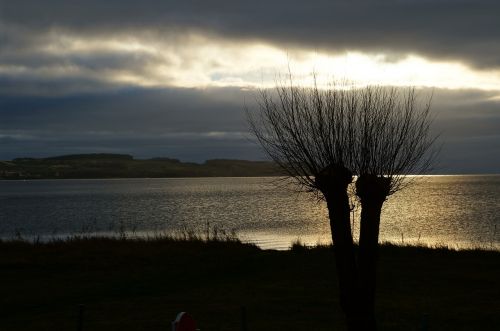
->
xmin=1 ymin=238 xmax=498 ymax=331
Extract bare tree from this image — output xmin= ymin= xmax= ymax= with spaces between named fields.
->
xmin=247 ymin=78 xmax=436 ymax=331
xmin=352 ymin=86 xmax=437 ymax=330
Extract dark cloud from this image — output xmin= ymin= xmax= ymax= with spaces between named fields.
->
xmin=1 ymin=0 xmax=499 ymax=69
xmin=430 ymin=89 xmax=500 ymax=173
xmin=1 ymin=86 xmax=499 ymax=172
xmin=0 ymin=86 xmax=250 ymax=133
xmin=0 ymin=74 xmax=126 ymax=97
xmin=0 ymin=87 xmax=261 ymax=161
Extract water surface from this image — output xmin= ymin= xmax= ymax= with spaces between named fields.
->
xmin=1 ymin=176 xmax=498 ymax=249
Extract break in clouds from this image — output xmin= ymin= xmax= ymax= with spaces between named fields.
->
xmin=2 ymin=0 xmax=500 ymax=70
xmin=2 ymin=0 xmax=500 ymax=91
xmin=0 ymin=0 xmax=499 ymax=172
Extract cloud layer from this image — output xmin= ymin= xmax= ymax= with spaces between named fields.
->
xmin=1 ymin=1 xmax=499 ymax=172
xmin=2 ymin=0 xmax=500 ymax=70
xmin=1 ymin=86 xmax=499 ymax=173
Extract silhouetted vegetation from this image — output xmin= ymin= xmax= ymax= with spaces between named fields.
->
xmin=0 ymin=238 xmax=498 ymax=331
xmin=0 ymin=154 xmax=281 ymax=179
xmin=248 ymin=80 xmax=436 ymax=330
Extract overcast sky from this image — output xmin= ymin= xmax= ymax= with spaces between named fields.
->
xmin=1 ymin=0 xmax=499 ymax=173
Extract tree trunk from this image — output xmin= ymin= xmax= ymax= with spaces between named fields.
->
xmin=316 ymin=165 xmax=361 ymax=331
xmin=358 ymin=199 xmax=383 ymax=330
xmin=325 ymin=193 xmax=361 ymax=331
xmin=356 ymin=175 xmax=391 ymax=331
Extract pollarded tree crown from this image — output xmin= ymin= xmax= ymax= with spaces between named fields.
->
xmin=355 ymin=174 xmax=391 ymax=203
xmin=314 ymin=163 xmax=353 ymax=195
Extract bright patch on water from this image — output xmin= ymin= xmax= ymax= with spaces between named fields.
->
xmin=0 ymin=176 xmax=498 ymax=250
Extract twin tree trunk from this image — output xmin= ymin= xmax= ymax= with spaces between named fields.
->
xmin=356 ymin=175 xmax=390 ymax=331
xmin=317 ymin=168 xmax=390 ymax=331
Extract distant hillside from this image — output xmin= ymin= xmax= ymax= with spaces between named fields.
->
xmin=0 ymin=154 xmax=282 ymax=179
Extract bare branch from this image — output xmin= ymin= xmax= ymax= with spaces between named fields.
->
xmin=247 ymin=76 xmax=437 ymax=196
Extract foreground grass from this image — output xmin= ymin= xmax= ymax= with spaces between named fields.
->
xmin=1 ymin=238 xmax=499 ymax=331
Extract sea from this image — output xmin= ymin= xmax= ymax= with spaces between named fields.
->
xmin=0 ymin=175 xmax=499 ymax=250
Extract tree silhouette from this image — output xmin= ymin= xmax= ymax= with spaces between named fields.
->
xmin=248 ymin=78 xmax=437 ymax=331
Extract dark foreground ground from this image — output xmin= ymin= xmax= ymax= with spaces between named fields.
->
xmin=1 ymin=238 xmax=499 ymax=331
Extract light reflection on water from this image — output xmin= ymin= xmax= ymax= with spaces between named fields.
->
xmin=0 ymin=176 xmax=498 ymax=250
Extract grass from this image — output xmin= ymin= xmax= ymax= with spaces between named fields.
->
xmin=1 ymin=237 xmax=499 ymax=331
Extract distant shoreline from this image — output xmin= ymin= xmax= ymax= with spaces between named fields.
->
xmin=0 ymin=153 xmax=283 ymax=179
xmin=1 ymin=154 xmax=499 ymax=180
xmin=1 ymin=173 xmax=498 ymax=181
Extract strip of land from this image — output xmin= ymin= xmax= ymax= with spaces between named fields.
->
xmin=0 ymin=154 xmax=281 ymax=179
xmin=1 ymin=238 xmax=498 ymax=331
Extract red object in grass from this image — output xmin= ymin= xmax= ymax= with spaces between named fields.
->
xmin=172 ymin=312 xmax=196 ymax=331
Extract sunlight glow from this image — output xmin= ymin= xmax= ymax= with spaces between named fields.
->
xmin=15 ymin=31 xmax=500 ymax=91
